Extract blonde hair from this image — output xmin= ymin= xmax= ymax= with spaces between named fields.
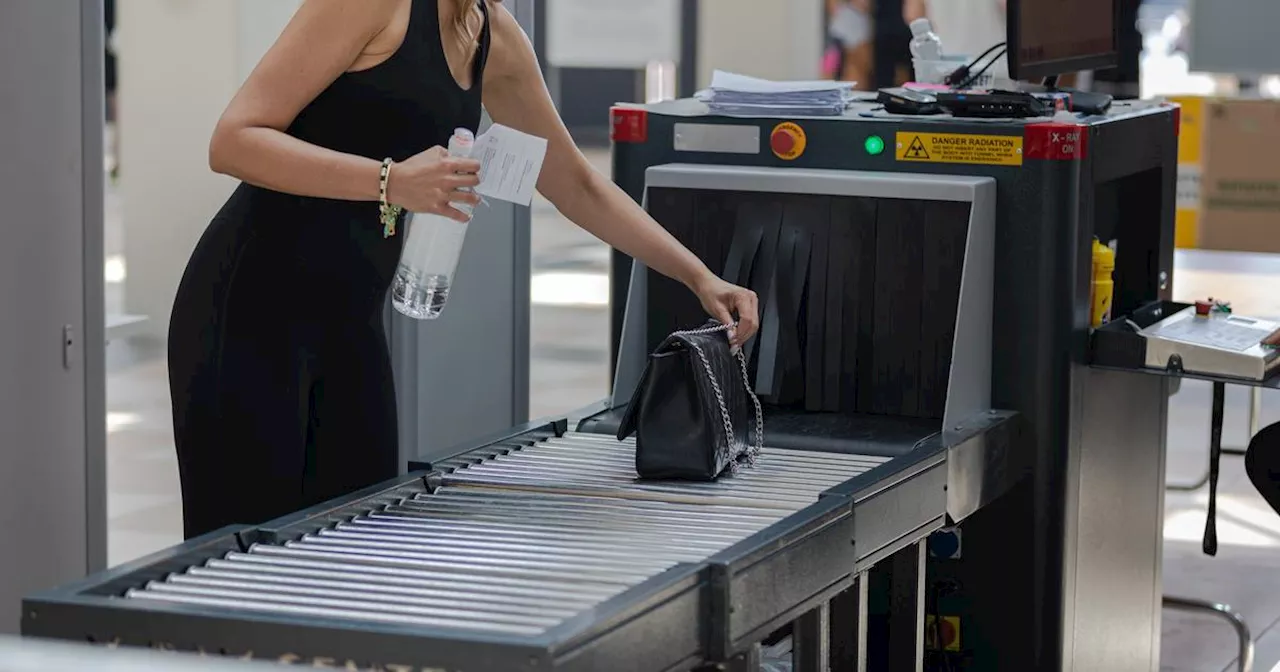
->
xmin=449 ymin=0 xmax=489 ymax=48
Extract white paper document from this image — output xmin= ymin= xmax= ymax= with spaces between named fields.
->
xmin=708 ymin=70 xmax=851 ymax=94
xmin=472 ymin=124 xmax=548 ymax=207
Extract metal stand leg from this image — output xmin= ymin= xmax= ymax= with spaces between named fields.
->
xmin=1163 ymin=595 xmax=1254 ymax=672
xmin=887 ymin=540 xmax=926 ymax=672
xmin=829 ymin=575 xmax=868 ymax=672
xmin=794 ymin=603 xmax=831 ymax=672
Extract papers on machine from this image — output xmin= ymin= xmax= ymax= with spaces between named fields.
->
xmin=695 ymin=70 xmax=856 ymax=117
xmin=472 ymin=124 xmax=549 ymax=207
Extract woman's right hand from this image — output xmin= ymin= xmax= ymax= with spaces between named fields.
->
xmin=388 ymin=146 xmax=482 ymax=222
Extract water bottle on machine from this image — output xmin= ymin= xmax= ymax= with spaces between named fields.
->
xmin=908 ymin=17 xmax=945 ymax=61
xmin=391 ymin=127 xmax=477 ymax=320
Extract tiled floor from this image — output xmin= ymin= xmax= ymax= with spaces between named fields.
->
xmin=103 ymin=147 xmax=1280 ymax=671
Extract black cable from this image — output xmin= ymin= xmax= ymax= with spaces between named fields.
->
xmin=955 ymin=47 xmax=1007 ymax=89
xmin=944 ymin=41 xmax=1006 ymax=87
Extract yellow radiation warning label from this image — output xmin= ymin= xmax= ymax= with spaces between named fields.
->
xmin=895 ymin=132 xmax=1024 ymax=167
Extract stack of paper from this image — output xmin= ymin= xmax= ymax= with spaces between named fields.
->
xmin=695 ymin=70 xmax=855 ymax=117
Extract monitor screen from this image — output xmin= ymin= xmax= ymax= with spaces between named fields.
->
xmin=1007 ymin=0 xmax=1119 ymax=80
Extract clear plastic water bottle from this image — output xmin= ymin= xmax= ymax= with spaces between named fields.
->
xmin=908 ymin=17 xmax=944 ymax=61
xmin=391 ymin=128 xmax=477 ymax=320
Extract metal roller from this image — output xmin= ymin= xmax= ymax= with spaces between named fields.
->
xmin=385 ymin=499 xmax=778 ymax=530
xmin=447 ymin=448 xmax=860 ymax=493
xmin=559 ymin=432 xmax=892 ymax=465
xmin=501 ymin=439 xmax=879 ymax=475
xmin=260 ymin=543 xmax=655 ymax=585
xmin=296 ymin=531 xmax=698 ymax=567
xmin=532 ymin=438 xmax=886 ymax=472
xmin=185 ymin=566 xmax=598 ymax=610
xmin=124 ymin=588 xmax=548 ymax=636
xmin=315 ymin=528 xmax=717 ymax=561
xmin=342 ymin=516 xmax=751 ymax=547
xmin=212 ymin=554 xmax=623 ymax=599
xmin=334 ymin=519 xmax=741 ymax=553
xmin=361 ymin=510 xmax=759 ymax=544
xmin=402 ymin=491 xmax=784 ymax=526
xmin=442 ymin=471 xmax=823 ymax=508
xmin=427 ymin=485 xmax=791 ymax=519
xmin=158 ymin=574 xmax=581 ymax=622
xmin=374 ymin=505 xmax=768 ymax=539
xmin=136 ymin=581 xmax=566 ymax=629
xmin=280 ymin=538 xmax=672 ymax=579
xmin=482 ymin=449 xmax=863 ymax=486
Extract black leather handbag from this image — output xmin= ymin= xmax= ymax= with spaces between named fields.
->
xmin=617 ymin=320 xmax=764 ymax=480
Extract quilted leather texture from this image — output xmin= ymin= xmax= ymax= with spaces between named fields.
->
xmin=618 ymin=321 xmax=752 ymax=481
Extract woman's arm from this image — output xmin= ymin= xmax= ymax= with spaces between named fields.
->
xmin=903 ymin=0 xmax=928 ymax=24
xmin=480 ymin=4 xmax=759 ymax=343
xmin=208 ymin=0 xmax=480 ymax=216
xmin=208 ymin=0 xmax=398 ymax=200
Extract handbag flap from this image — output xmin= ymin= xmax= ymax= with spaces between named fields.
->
xmin=616 ymin=327 xmax=712 ymax=441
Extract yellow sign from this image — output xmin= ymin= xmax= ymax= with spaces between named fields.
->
xmin=1171 ymin=95 xmax=1205 ymax=249
xmin=925 ymin=615 xmax=962 ymax=652
xmin=895 ymin=132 xmax=1024 ymax=166
xmin=771 ymin=122 xmax=808 ymax=161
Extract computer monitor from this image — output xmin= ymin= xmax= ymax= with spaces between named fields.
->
xmin=1007 ymin=0 xmax=1119 ymax=81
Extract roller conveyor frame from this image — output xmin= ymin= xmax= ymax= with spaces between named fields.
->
xmin=25 ymin=409 xmax=1025 ymax=672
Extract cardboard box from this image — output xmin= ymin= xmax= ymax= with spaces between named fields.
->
xmin=1199 ymin=98 xmax=1280 ymax=254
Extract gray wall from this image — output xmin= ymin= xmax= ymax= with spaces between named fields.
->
xmin=0 ymin=0 xmax=107 ymax=633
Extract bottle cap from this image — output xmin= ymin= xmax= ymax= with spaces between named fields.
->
xmin=452 ymin=127 xmax=475 ymax=146
xmin=910 ymin=18 xmax=934 ymax=37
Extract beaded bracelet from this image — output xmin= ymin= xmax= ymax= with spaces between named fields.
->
xmin=379 ymin=158 xmax=403 ymax=239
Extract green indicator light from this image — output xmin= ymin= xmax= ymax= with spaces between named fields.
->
xmin=865 ymin=135 xmax=886 ymax=156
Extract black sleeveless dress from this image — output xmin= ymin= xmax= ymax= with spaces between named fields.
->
xmin=168 ymin=0 xmax=491 ymax=540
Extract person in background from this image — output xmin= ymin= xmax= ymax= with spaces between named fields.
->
xmin=870 ymin=0 xmax=925 ymax=88
xmin=1245 ymin=331 xmax=1280 ymax=517
xmin=824 ymin=0 xmax=872 ymax=86
xmin=924 ymin=0 xmax=1008 ymax=79
xmin=1247 ymin=422 xmax=1280 ymax=517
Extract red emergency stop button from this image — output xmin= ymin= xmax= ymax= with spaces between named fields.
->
xmin=771 ymin=122 xmax=807 ymax=161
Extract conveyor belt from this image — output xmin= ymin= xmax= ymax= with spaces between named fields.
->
xmin=124 ymin=432 xmax=890 ymax=639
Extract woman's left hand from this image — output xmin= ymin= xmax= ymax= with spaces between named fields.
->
xmin=692 ymin=273 xmax=760 ymax=349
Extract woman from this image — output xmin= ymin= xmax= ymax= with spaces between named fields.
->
xmin=168 ymin=0 xmax=760 ymax=540
xmin=824 ymin=0 xmax=870 ymax=84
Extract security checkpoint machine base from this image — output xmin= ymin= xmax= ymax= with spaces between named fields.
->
xmin=20 ymin=96 xmax=1196 ymax=672
xmin=599 ymin=97 xmax=1186 ymax=672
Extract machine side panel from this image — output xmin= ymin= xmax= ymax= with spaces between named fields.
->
xmin=708 ymin=497 xmax=857 ymax=647
xmin=1063 ymin=366 xmax=1167 ymax=672
xmin=550 ymin=567 xmax=708 ymax=672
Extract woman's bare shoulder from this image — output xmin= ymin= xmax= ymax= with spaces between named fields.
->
xmin=294 ymin=0 xmax=402 ymax=39
xmin=483 ymin=1 xmax=534 ymax=80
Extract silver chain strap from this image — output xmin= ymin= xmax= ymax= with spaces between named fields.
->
xmin=669 ymin=322 xmax=765 ymax=473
